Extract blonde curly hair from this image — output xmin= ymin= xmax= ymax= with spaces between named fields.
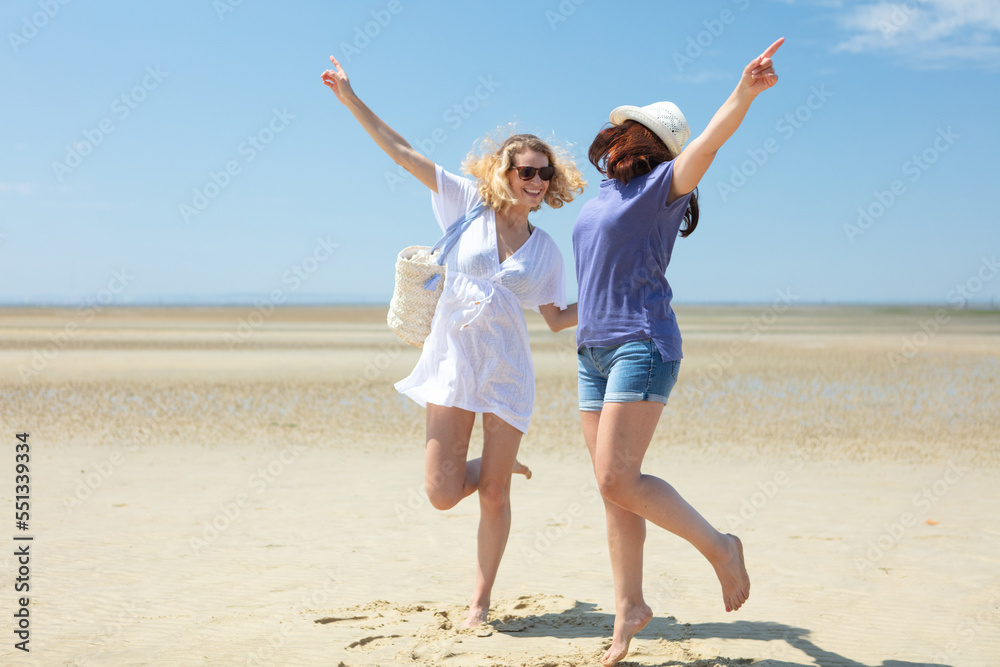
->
xmin=462 ymin=131 xmax=586 ymax=213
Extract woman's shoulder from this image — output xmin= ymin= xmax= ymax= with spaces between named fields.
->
xmin=432 ymin=166 xmax=486 ymax=229
xmin=640 ymin=159 xmax=683 ymax=208
xmin=645 ymin=159 xmax=675 ymax=185
xmin=527 ymin=226 xmax=564 ymax=258
xmin=599 ymin=159 xmax=674 ymax=193
xmin=528 ymin=224 xmax=555 ymax=242
xmin=437 ymin=165 xmax=481 ymax=197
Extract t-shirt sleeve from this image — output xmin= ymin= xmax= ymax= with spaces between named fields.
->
xmin=431 ymin=165 xmax=484 ymax=233
xmin=656 ymin=159 xmax=693 ymax=213
xmin=525 ymin=233 xmax=567 ymax=314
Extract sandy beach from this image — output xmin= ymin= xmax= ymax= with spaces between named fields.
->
xmin=1 ymin=304 xmax=998 ymax=666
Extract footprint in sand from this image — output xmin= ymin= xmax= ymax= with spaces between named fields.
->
xmin=313 ymin=615 xmax=367 ymax=625
xmin=433 ymin=610 xmax=452 ymax=631
xmin=346 ymin=634 xmax=401 ymax=651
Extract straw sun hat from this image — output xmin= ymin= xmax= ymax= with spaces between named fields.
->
xmin=609 ymin=101 xmax=690 ymax=156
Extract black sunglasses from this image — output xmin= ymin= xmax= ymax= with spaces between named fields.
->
xmin=510 ymin=165 xmax=555 ymax=181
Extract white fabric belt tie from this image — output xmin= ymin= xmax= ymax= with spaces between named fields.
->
xmin=460 ymin=282 xmax=496 ymax=330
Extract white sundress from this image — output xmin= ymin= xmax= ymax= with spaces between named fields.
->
xmin=394 ymin=166 xmax=567 ymax=434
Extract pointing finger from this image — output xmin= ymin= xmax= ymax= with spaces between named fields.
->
xmin=761 ymin=37 xmax=784 ymax=59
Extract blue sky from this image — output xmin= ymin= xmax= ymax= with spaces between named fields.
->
xmin=2 ymin=0 xmax=999 ymax=306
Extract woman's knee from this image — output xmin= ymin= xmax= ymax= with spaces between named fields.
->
xmin=595 ymin=466 xmax=637 ymax=506
xmin=424 ymin=456 xmax=466 ymax=510
xmin=425 ymin=481 xmax=463 ymax=511
xmin=477 ymin=478 xmax=510 ymax=512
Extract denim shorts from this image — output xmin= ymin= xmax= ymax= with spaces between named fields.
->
xmin=577 ymin=339 xmax=681 ymax=412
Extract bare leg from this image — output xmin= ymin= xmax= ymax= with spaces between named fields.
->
xmin=424 ymin=404 xmax=530 ymax=509
xmin=581 ymin=410 xmax=652 ymax=667
xmin=594 ymin=402 xmax=750 ymax=615
xmin=464 ymin=412 xmax=523 ymax=626
xmin=424 ymin=403 xmax=478 ymax=508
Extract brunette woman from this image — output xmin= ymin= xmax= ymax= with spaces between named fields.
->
xmin=572 ymin=39 xmax=784 ymax=665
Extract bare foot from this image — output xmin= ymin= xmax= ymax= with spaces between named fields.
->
xmin=600 ymin=602 xmax=652 ymax=666
xmin=463 ymin=603 xmax=488 ymax=627
xmin=711 ymin=533 xmax=750 ymax=612
xmin=512 ymin=459 xmax=532 ymax=479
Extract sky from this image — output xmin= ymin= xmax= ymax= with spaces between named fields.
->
xmin=2 ymin=0 xmax=999 ymax=307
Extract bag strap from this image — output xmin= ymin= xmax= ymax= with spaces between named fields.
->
xmin=431 ymin=202 xmax=486 ymax=266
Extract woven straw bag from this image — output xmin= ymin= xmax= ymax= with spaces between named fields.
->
xmin=387 ymin=203 xmax=485 ymax=347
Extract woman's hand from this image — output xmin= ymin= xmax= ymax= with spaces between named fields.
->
xmin=321 ymin=56 xmax=356 ymax=104
xmin=668 ymin=37 xmax=785 ymax=199
xmin=738 ymin=37 xmax=784 ymax=100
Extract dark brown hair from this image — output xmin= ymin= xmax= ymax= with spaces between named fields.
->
xmin=588 ymin=120 xmax=699 ymax=237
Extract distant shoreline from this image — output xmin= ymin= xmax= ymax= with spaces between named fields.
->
xmin=1 ymin=304 xmax=997 ymax=341
xmin=2 ymin=302 xmax=998 ymax=310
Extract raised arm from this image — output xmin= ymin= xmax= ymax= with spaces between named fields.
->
xmin=321 ymin=56 xmax=438 ymax=192
xmin=669 ymin=38 xmax=784 ymax=202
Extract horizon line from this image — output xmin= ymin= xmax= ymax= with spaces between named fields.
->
xmin=1 ymin=301 xmax=998 ymax=311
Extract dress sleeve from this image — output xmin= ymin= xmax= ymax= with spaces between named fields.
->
xmin=431 ymin=165 xmax=485 ymax=233
xmin=524 ymin=232 xmax=568 ymax=314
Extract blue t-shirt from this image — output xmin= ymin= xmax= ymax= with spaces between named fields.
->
xmin=573 ymin=159 xmax=693 ymax=362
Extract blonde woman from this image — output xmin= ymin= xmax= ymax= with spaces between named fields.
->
xmin=322 ymin=56 xmax=584 ymax=626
